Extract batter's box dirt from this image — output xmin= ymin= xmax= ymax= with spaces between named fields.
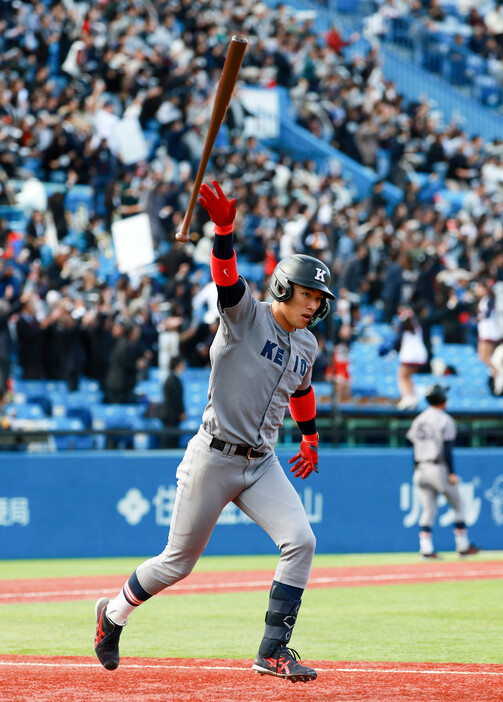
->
xmin=1 ymin=656 xmax=503 ymax=702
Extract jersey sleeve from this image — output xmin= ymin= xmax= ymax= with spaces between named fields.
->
xmin=443 ymin=415 xmax=457 ymax=442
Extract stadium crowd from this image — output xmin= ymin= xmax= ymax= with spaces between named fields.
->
xmin=0 ymin=0 xmax=502 ymax=406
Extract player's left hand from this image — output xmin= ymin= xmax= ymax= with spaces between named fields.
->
xmin=289 ymin=434 xmax=319 ymax=479
xmin=199 ymin=180 xmax=236 ymax=227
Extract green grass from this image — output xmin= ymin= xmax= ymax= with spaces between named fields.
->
xmin=3 ymin=550 xmax=502 ymax=580
xmin=1 ymin=552 xmax=502 ymax=664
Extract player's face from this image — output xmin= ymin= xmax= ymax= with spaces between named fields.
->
xmin=275 ymin=285 xmax=324 ymax=331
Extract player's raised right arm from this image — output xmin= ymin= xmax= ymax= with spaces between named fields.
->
xmin=198 ymin=180 xmax=245 ymax=308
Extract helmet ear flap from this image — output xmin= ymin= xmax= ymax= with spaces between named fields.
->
xmin=269 ymin=274 xmax=293 ymax=302
xmin=308 ymin=298 xmax=330 ymax=328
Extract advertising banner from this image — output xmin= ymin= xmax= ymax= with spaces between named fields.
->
xmin=0 ymin=449 xmax=500 ymax=558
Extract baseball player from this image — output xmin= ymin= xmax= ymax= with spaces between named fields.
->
xmin=405 ymin=384 xmax=480 ymax=559
xmin=94 ymin=180 xmax=335 ymax=683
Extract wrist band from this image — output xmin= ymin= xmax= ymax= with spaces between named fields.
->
xmin=214 ymin=223 xmax=234 ymax=236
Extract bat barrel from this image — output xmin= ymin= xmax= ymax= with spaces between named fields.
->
xmin=176 ymin=36 xmax=248 ymax=241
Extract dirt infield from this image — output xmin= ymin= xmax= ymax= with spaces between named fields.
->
xmin=2 ymin=559 xmax=503 ymax=604
xmin=2 ymin=560 xmax=503 ymax=701
xmin=1 ymin=656 xmax=503 ymax=702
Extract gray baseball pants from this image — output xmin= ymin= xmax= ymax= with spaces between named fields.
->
xmin=413 ymin=460 xmax=464 ymax=528
xmin=136 ymin=427 xmax=316 ymax=595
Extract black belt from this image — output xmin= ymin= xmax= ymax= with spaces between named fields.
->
xmin=210 ymin=437 xmax=264 ymax=459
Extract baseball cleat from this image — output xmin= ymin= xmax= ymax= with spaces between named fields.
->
xmin=458 ymin=544 xmax=481 ymax=557
xmin=252 ymin=646 xmax=317 ymax=683
xmin=420 ymin=552 xmax=441 ymax=560
xmin=94 ymin=597 xmax=123 ymax=670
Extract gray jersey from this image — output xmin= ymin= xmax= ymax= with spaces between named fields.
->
xmin=202 ymin=279 xmax=317 ymax=452
xmin=406 ymin=406 xmax=456 ymax=463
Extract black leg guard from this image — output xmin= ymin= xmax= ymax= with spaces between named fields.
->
xmin=258 ymin=581 xmax=302 ymax=657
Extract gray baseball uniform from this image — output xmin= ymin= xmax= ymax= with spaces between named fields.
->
xmin=133 ymin=282 xmax=317 ymax=595
xmin=406 ymin=405 xmax=464 ymax=529
xmin=96 ymin=182 xmax=327 ymax=681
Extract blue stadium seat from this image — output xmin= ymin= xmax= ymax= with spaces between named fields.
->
xmin=148 ymin=367 xmax=165 ymax=382
xmin=23 ymin=395 xmax=52 ymax=416
xmin=182 ymin=367 xmax=211 ymax=382
xmin=312 ymin=382 xmax=334 ymax=413
xmin=235 ymin=260 xmax=265 ymax=286
xmin=4 ymin=404 xmax=45 ymax=419
xmin=91 ymin=404 xmax=145 ymax=422
xmin=91 ymin=404 xmax=146 ymax=449
xmin=0 ymin=205 xmax=26 ymax=223
xmin=43 ymin=417 xmax=93 ymax=450
xmin=183 ymin=381 xmax=208 ymax=420
xmin=178 ymin=418 xmax=199 ymax=448
xmin=131 ymin=417 xmax=163 ymax=450
xmin=14 ymin=379 xmax=69 ymax=395
xmin=134 ymin=380 xmax=163 ymax=402
xmin=78 ymin=378 xmax=101 ymax=394
xmin=66 ymin=406 xmax=93 ymax=428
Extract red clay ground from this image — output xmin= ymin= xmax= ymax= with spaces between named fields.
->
xmin=1 ymin=656 xmax=503 ymax=702
xmin=2 ymin=561 xmax=503 ymax=701
xmin=2 ymin=559 xmax=503 ymax=603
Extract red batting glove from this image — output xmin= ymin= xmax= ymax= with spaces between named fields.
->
xmin=289 ymin=433 xmax=319 ymax=479
xmin=199 ymin=180 xmax=236 ymax=228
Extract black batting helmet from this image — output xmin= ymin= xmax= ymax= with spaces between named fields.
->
xmin=425 ymin=384 xmax=448 ymax=406
xmin=269 ymin=255 xmax=335 ymax=328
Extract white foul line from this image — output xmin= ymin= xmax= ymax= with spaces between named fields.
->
xmin=0 ymin=660 xmax=502 ymax=676
xmin=1 ymin=569 xmax=503 ymax=602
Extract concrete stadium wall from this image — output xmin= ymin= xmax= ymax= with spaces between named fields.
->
xmin=1 ymin=449 xmax=501 ymax=559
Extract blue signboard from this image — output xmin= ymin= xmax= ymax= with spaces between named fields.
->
xmin=0 ymin=449 xmax=501 ymax=559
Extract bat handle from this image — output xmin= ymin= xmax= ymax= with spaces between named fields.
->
xmin=176 ymin=214 xmax=192 ymax=242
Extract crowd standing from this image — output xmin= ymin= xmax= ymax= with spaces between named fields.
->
xmin=0 ymin=0 xmax=502 ymax=408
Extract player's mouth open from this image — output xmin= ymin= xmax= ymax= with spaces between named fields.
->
xmin=302 ymin=314 xmax=312 ymax=322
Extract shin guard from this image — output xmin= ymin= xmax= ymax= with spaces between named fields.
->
xmin=258 ymin=581 xmax=303 ymax=657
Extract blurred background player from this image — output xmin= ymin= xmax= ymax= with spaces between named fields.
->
xmin=406 ymin=384 xmax=480 ymax=559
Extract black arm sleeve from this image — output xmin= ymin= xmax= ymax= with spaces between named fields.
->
xmin=296 ymin=418 xmax=317 ymax=435
xmin=444 ymin=440 xmax=454 ymax=473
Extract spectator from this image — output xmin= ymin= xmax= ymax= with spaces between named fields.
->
xmin=16 ymin=298 xmax=44 ymax=380
xmin=381 ymin=249 xmax=404 ymax=322
xmin=105 ymin=322 xmax=148 ymax=404
xmin=0 ymin=0 xmax=502 ymax=425
xmin=339 ymin=242 xmax=369 ymax=302
xmin=484 ymin=0 xmax=503 ymax=52
xmin=474 ymin=279 xmax=501 ymax=377
xmin=160 ymin=355 xmax=186 ymax=448
xmin=380 ymin=306 xmax=429 ymax=410
xmin=25 ymin=210 xmax=47 ymax=262
xmin=490 ymin=340 xmax=503 ymax=395
xmin=326 ymin=23 xmax=360 ymax=55
xmin=0 ymin=288 xmax=24 ymax=392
